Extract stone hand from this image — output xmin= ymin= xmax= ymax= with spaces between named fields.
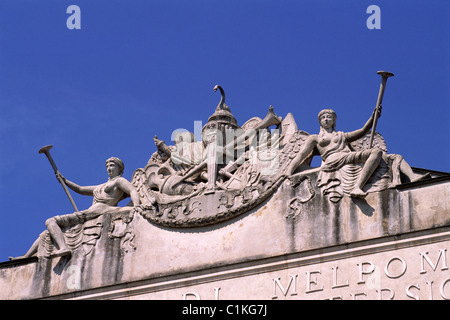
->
xmin=55 ymin=172 xmax=66 ymax=184
xmin=153 ymin=135 xmax=162 ymax=146
xmin=372 ymin=104 xmax=382 ymax=119
xmin=132 ymin=204 xmax=146 ymax=216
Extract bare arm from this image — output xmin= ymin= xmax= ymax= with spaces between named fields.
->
xmin=116 ymin=178 xmax=141 ymax=206
xmin=286 ymin=135 xmax=318 ymax=175
xmin=154 ymin=136 xmax=172 ymax=157
xmin=56 ymin=173 xmax=96 ymax=196
xmin=345 ymin=106 xmax=382 ymax=142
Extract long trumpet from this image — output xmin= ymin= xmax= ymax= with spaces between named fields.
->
xmin=369 ymin=71 xmax=394 ymax=148
xmin=39 ymin=145 xmax=79 ymax=212
xmin=253 ymin=105 xmax=282 ymax=131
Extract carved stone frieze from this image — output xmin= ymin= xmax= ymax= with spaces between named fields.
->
xmin=128 ymin=85 xmax=431 ymax=228
xmin=8 ymin=80 xmax=435 ymax=265
xmin=3 ymin=77 xmax=449 ymax=300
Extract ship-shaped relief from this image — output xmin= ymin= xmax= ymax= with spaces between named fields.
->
xmin=130 ymin=84 xmax=430 ymax=228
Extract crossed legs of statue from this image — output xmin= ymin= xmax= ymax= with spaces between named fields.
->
xmin=349 ymin=148 xmax=383 ymax=198
xmin=45 ymin=217 xmax=72 ymax=257
xmin=388 ymin=154 xmax=431 ymax=188
xmin=8 ymin=238 xmax=40 ymax=261
xmin=9 ymin=216 xmax=74 ymax=261
xmin=8 ymin=217 xmax=71 ymax=261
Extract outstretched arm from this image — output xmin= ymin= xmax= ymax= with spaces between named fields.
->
xmin=116 ymin=178 xmax=141 ymax=206
xmin=154 ymin=135 xmax=172 ymax=157
xmin=56 ymin=173 xmax=95 ymax=196
xmin=286 ymin=135 xmax=317 ymax=176
xmin=345 ymin=106 xmax=382 ymax=142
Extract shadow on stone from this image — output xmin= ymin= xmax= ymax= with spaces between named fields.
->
xmin=352 ymin=197 xmax=375 ymax=217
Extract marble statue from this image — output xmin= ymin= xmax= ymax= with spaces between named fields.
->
xmin=283 ymin=107 xmax=430 ymax=201
xmin=130 ymin=83 xmax=431 ymax=227
xmin=9 ymin=157 xmax=141 ymax=260
xmin=8 ymin=75 xmax=433 ymax=261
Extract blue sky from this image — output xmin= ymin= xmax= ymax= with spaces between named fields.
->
xmin=0 ymin=0 xmax=448 ymax=261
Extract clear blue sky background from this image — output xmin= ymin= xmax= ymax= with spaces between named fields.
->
xmin=0 ymin=0 xmax=448 ymax=261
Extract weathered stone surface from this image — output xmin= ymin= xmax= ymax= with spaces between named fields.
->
xmin=1 ymin=82 xmax=449 ymax=300
xmin=0 ymin=173 xmax=448 ymax=300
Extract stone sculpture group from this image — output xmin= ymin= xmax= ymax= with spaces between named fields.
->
xmin=10 ymin=75 xmax=430 ymax=261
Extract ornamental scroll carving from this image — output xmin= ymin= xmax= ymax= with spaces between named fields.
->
xmin=129 ymin=85 xmax=430 ymax=228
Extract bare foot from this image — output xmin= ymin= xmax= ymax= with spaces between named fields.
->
xmin=49 ymin=248 xmax=72 ymax=258
xmin=350 ymin=187 xmax=367 ymax=198
xmin=9 ymin=255 xmax=28 ymax=261
xmin=410 ymin=173 xmax=432 ymax=183
xmin=388 ymin=181 xmax=400 ymax=189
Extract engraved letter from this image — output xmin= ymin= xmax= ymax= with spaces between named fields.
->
xmin=406 ymin=284 xmax=420 ymax=300
xmin=350 ymin=292 xmax=367 ymax=300
xmin=426 ymin=281 xmax=434 ymax=300
xmin=66 ymin=5 xmax=81 ymax=30
xmin=376 ymin=288 xmax=395 ymax=300
xmin=272 ymin=275 xmax=298 ymax=299
xmin=182 ymin=292 xmax=200 ymax=300
xmin=357 ymin=262 xmax=375 ymax=284
xmin=331 ymin=266 xmax=349 ymax=289
xmin=419 ymin=249 xmax=448 ymax=274
xmin=305 ymin=270 xmax=324 ymax=293
xmin=366 ymin=5 xmax=381 ymax=30
xmin=440 ymin=278 xmax=450 ymax=300
xmin=214 ymin=287 xmax=221 ymax=300
xmin=384 ymin=257 xmax=407 ymax=279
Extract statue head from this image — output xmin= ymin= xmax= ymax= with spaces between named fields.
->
xmin=105 ymin=157 xmax=124 ymax=176
xmin=318 ymin=109 xmax=337 ymax=131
